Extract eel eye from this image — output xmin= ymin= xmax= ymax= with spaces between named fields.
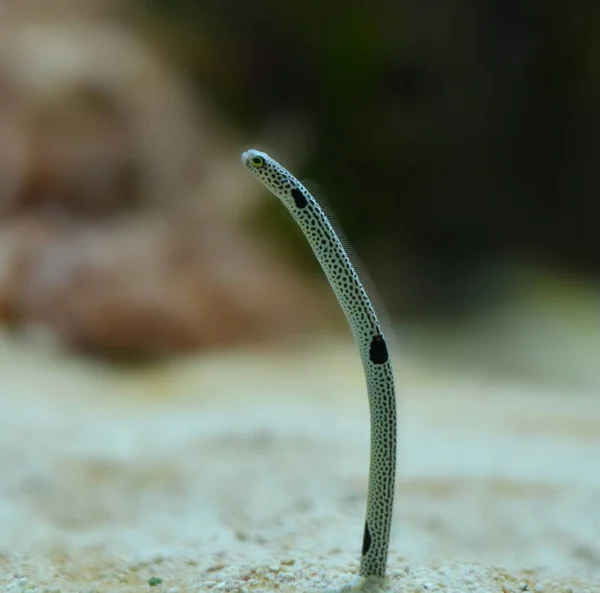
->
xmin=251 ymin=156 xmax=265 ymax=168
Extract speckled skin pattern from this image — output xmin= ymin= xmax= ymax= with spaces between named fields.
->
xmin=242 ymin=149 xmax=397 ymax=578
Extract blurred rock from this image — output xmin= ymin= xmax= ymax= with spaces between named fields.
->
xmin=2 ymin=213 xmax=330 ymax=358
xmin=0 ymin=82 xmax=142 ymax=218
xmin=0 ymin=19 xmax=211 ymax=216
xmin=0 ymin=18 xmax=332 ymax=358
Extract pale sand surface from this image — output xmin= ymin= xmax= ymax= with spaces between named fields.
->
xmin=0 ymin=331 xmax=599 ymax=592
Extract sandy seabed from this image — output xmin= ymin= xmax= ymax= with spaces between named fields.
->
xmin=0 ymin=332 xmax=599 ymax=592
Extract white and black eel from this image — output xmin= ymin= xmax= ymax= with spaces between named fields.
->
xmin=242 ymin=149 xmax=397 ymax=580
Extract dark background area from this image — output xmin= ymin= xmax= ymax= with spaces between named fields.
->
xmin=126 ymin=0 xmax=600 ymax=322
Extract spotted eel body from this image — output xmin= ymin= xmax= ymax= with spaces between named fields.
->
xmin=242 ymin=149 xmax=397 ymax=579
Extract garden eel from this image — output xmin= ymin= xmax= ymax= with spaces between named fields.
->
xmin=242 ymin=149 xmax=397 ymax=580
